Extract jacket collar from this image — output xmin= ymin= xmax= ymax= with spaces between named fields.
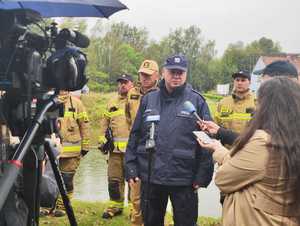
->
xmin=159 ymin=79 xmax=188 ymax=98
xmin=232 ymin=89 xmax=252 ymax=101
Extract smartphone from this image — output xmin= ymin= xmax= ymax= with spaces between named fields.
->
xmin=193 ymin=131 xmax=213 ymax=144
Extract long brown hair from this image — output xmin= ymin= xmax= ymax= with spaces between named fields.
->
xmin=232 ymin=77 xmax=300 ymax=178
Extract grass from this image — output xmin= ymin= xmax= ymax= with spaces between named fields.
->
xmin=40 ymin=200 xmax=220 ymax=226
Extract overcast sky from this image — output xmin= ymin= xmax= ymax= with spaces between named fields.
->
xmin=98 ymin=0 xmax=300 ymax=56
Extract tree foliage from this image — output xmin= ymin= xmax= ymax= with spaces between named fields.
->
xmin=56 ymin=20 xmax=282 ymax=92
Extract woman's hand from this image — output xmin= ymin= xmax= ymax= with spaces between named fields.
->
xmin=197 ymin=120 xmax=220 ymax=135
xmin=197 ymin=138 xmax=223 ymax=153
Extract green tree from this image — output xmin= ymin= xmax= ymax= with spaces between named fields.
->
xmin=221 ymin=37 xmax=281 ymax=85
xmin=161 ymin=25 xmax=217 ymax=91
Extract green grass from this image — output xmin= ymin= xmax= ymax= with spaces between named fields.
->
xmin=40 ymin=200 xmax=220 ymax=226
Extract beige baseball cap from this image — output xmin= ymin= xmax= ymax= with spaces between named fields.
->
xmin=138 ymin=60 xmax=159 ymax=75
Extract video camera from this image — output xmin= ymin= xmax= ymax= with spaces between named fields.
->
xmin=0 ymin=8 xmax=89 ymax=135
xmin=0 ymin=8 xmax=90 ymax=226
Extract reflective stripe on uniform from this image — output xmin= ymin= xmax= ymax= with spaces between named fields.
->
xmin=62 ymin=142 xmax=81 ymax=154
xmin=82 ymin=139 xmax=89 ymax=145
xmin=64 ymin=111 xmax=89 ymax=121
xmin=78 ymin=112 xmax=89 ymax=121
xmin=64 ymin=111 xmax=77 ymax=118
xmin=98 ymin=135 xmax=107 ymax=144
xmin=108 ymin=200 xmax=124 ymax=209
xmin=216 ymin=113 xmax=252 ymax=121
xmin=113 ymin=137 xmax=128 ymax=149
xmin=104 ymin=109 xmax=125 ymax=118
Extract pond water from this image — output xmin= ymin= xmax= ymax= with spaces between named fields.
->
xmin=74 ymin=151 xmax=222 ymax=218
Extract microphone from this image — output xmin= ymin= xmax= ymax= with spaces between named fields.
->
xmin=145 ymin=111 xmax=160 ymax=150
xmin=56 ymin=28 xmax=90 ymax=48
xmin=183 ymin=101 xmax=203 ymax=123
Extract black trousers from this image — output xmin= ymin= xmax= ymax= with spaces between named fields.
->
xmin=141 ymin=182 xmax=198 ymax=226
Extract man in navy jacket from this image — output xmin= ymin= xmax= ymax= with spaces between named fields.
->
xmin=125 ymin=54 xmax=214 ymax=226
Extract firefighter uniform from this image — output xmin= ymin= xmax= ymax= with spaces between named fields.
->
xmin=126 ymin=85 xmax=157 ymax=126
xmin=215 ymin=90 xmax=256 ymax=134
xmin=98 ymin=95 xmax=130 ymax=217
xmin=55 ymin=93 xmax=90 ymax=215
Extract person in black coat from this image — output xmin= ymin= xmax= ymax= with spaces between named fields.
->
xmin=125 ymin=54 xmax=214 ymax=226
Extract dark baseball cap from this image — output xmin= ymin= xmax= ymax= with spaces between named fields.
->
xmin=163 ymin=54 xmax=188 ymax=71
xmin=253 ymin=60 xmax=298 ymax=78
xmin=116 ymin=74 xmax=133 ymax=82
xmin=232 ymin=70 xmax=251 ymax=80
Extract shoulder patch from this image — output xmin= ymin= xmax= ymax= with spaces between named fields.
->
xmin=192 ymin=89 xmax=206 ymax=101
xmin=130 ymin=94 xmax=140 ymax=100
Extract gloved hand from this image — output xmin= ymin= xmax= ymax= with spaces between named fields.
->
xmin=81 ymin=150 xmax=88 ymax=157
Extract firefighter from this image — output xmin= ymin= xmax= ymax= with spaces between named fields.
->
xmin=215 ymin=70 xmax=256 ymax=134
xmin=52 ymin=90 xmax=90 ymax=217
xmin=98 ymin=74 xmax=134 ymax=219
xmin=125 ymin=60 xmax=159 ymax=226
xmin=214 ymin=70 xmax=255 ymax=205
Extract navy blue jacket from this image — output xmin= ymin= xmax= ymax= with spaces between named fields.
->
xmin=125 ymin=81 xmax=214 ymax=187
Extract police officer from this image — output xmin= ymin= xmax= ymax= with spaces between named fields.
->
xmin=98 ymin=74 xmax=133 ymax=219
xmin=215 ymin=70 xmax=255 ymax=134
xmin=125 ymin=60 xmax=159 ymax=226
xmin=53 ymin=90 xmax=90 ymax=217
xmin=125 ymin=54 xmax=214 ymax=226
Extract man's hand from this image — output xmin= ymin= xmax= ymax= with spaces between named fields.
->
xmin=193 ymin=183 xmax=200 ymax=191
xmin=197 ymin=120 xmax=220 ymax=135
xmin=128 ymin=177 xmax=140 ymax=186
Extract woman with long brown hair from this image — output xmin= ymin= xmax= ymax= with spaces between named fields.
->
xmin=198 ymin=77 xmax=300 ymax=226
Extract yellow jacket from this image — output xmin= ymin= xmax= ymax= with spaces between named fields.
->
xmin=98 ymin=95 xmax=130 ymax=153
xmin=58 ymin=94 xmax=90 ymax=158
xmin=215 ymin=90 xmax=256 ymax=133
xmin=125 ymin=85 xmax=157 ymax=128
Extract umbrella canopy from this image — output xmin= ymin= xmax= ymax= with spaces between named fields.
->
xmin=0 ymin=0 xmax=127 ymax=18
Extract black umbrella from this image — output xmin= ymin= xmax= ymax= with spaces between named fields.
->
xmin=0 ymin=0 xmax=128 ymax=18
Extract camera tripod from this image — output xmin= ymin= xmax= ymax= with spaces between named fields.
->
xmin=0 ymin=94 xmax=77 ymax=226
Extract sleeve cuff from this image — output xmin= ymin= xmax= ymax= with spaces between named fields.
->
xmin=213 ymin=146 xmax=229 ymax=165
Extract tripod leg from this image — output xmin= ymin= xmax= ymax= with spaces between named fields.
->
xmin=23 ymin=145 xmax=43 ymax=226
xmin=44 ymin=141 xmax=77 ymax=226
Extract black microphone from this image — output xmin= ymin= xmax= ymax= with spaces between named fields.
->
xmin=183 ymin=101 xmax=203 ymax=123
xmin=57 ymin=28 xmax=90 ymax=48
xmin=145 ymin=111 xmax=160 ymax=150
